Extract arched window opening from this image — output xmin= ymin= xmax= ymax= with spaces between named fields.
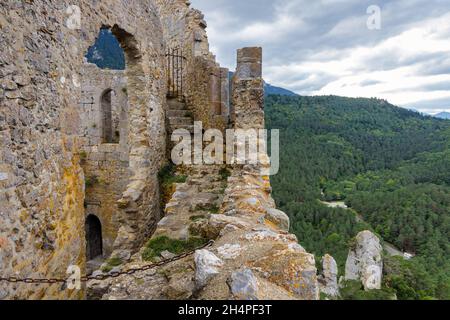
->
xmin=85 ymin=27 xmax=125 ymax=70
xmin=85 ymin=214 xmax=103 ymax=260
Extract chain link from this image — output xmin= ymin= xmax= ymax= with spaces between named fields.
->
xmin=0 ymin=240 xmax=214 ymax=285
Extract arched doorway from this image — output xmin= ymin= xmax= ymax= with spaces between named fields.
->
xmin=85 ymin=214 xmax=103 ymax=260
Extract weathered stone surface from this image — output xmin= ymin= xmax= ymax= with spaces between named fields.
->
xmin=194 ymin=249 xmax=224 ymax=289
xmin=217 ymin=244 xmax=242 ymax=260
xmin=206 ymin=214 xmax=252 ymax=238
xmin=250 ymin=245 xmax=319 ymax=300
xmin=161 ymin=250 xmax=176 ymax=259
xmin=319 ymin=254 xmax=339 ymax=298
xmin=229 ymin=269 xmax=259 ymax=300
xmin=190 ymin=193 xmax=219 ymax=211
xmin=87 ymin=279 xmax=110 ymax=300
xmin=264 ymin=207 xmax=290 ymax=231
xmin=165 ymin=272 xmax=195 ymax=300
xmin=345 ymin=231 xmax=383 ymax=290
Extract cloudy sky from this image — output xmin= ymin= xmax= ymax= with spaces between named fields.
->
xmin=190 ymin=0 xmax=450 ymax=114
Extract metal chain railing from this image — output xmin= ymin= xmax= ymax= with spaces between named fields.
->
xmin=0 ymin=240 xmax=214 ymax=285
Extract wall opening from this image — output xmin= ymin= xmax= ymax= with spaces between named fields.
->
xmin=85 ymin=214 xmax=103 ymax=260
xmin=86 ymin=27 xmax=125 ymax=70
xmin=101 ymin=89 xmax=120 ymax=143
xmin=80 ymin=23 xmax=160 ymax=254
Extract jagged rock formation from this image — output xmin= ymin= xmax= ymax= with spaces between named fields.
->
xmin=318 ymin=254 xmax=339 ymax=298
xmin=345 ymin=231 xmax=383 ymax=290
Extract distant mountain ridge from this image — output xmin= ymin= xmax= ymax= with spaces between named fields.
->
xmin=434 ymin=112 xmax=450 ymax=119
xmin=227 ymin=71 xmax=297 ymax=96
xmin=86 ymin=28 xmax=125 ymax=70
xmin=264 ymin=82 xmax=298 ymax=96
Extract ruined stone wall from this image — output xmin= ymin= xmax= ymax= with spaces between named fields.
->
xmin=89 ymin=47 xmax=319 ymax=301
xmin=79 ymin=63 xmax=130 ymax=260
xmin=0 ymin=0 xmax=168 ymax=299
xmin=1 ymin=0 xmax=319 ymax=301
xmin=156 ymin=0 xmax=230 ymax=132
xmin=231 ymin=48 xmax=265 ymax=129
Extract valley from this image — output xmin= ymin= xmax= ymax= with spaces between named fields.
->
xmin=266 ymin=94 xmax=450 ymax=300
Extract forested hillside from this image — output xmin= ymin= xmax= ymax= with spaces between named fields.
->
xmin=265 ymin=94 xmax=450 ymax=300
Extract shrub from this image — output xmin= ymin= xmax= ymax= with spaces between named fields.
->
xmin=101 ymin=256 xmax=123 ymax=273
xmin=85 ymin=175 xmax=99 ymax=188
xmin=219 ymin=167 xmax=231 ymax=181
xmin=158 ymin=163 xmax=187 ymax=209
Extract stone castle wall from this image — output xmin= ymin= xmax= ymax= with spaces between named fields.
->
xmin=88 ymin=47 xmax=319 ymax=301
xmin=0 ymin=0 xmax=169 ymax=300
xmin=79 ymin=63 xmax=130 ymax=260
xmin=0 ymin=0 xmax=319 ymax=300
xmin=156 ymin=1 xmax=230 ymax=132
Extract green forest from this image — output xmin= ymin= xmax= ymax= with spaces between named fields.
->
xmin=265 ymin=94 xmax=450 ymax=300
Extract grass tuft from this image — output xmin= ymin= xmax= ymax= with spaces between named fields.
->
xmin=219 ymin=167 xmax=232 ymax=181
xmin=158 ymin=163 xmax=187 ymax=209
xmin=101 ymin=256 xmax=123 ymax=273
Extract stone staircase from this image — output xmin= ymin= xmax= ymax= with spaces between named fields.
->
xmin=153 ymin=165 xmax=227 ymax=241
xmin=167 ymin=98 xmax=194 ymax=135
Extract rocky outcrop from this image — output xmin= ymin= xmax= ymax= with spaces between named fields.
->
xmin=345 ymin=231 xmax=383 ymax=290
xmin=319 ymin=254 xmax=339 ymax=298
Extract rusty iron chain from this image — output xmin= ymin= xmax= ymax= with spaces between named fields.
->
xmin=0 ymin=240 xmax=214 ymax=285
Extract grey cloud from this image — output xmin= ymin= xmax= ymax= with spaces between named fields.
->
xmin=404 ymin=97 xmax=450 ymax=111
xmin=191 ymin=0 xmax=450 ymax=111
xmin=360 ymin=79 xmax=383 ymax=87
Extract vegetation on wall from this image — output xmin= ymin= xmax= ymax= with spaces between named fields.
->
xmin=158 ymin=163 xmax=187 ymax=210
xmin=142 ymin=236 xmax=207 ymax=262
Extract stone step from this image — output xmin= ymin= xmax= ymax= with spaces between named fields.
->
xmin=167 ymin=109 xmax=191 ymax=118
xmin=167 ymin=99 xmax=187 ymax=110
xmin=169 ymin=117 xmax=193 ymax=126
xmin=169 ymin=124 xmax=195 ymax=134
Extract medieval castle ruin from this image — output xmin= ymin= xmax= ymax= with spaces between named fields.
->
xmin=0 ymin=0 xmax=381 ymax=300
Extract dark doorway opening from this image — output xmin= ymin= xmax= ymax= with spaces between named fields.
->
xmin=86 ymin=214 xmax=103 ymax=260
